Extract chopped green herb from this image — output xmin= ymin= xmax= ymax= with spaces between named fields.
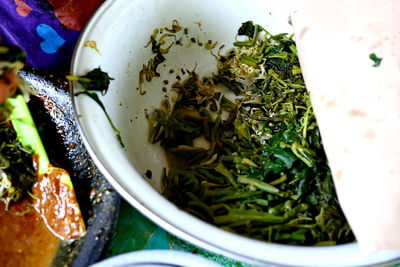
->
xmin=148 ymin=21 xmax=353 ymax=245
xmin=369 ymin=53 xmax=382 ymax=67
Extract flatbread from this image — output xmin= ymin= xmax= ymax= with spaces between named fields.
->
xmin=290 ymin=0 xmax=400 ymax=252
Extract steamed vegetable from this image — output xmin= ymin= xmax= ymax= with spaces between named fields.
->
xmin=148 ymin=21 xmax=354 ymax=245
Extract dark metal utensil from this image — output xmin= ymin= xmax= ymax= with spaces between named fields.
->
xmin=19 ymin=67 xmax=120 ymax=267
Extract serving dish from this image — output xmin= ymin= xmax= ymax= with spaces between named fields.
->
xmin=91 ymin=250 xmax=220 ymax=267
xmin=70 ymin=0 xmax=400 ymax=265
xmin=19 ymin=68 xmax=120 ymax=267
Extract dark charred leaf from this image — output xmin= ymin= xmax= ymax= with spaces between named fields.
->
xmin=70 ymin=67 xmax=114 ymax=95
xmin=237 ymin=21 xmax=255 ymax=37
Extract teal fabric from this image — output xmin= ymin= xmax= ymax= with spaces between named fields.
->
xmin=105 ymin=200 xmax=250 ymax=266
xmin=105 ymin=201 xmax=400 ymax=267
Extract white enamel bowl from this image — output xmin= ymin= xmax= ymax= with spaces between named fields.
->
xmin=71 ymin=0 xmax=400 ymax=266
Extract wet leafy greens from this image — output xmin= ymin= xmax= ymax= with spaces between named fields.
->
xmin=0 ymin=124 xmax=36 ymax=208
xmin=0 ymin=46 xmax=36 ymax=208
xmin=149 ymin=21 xmax=354 ymax=245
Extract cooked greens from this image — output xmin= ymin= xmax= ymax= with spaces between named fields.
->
xmin=67 ymin=67 xmax=114 ymax=95
xmin=148 ymin=21 xmax=354 ymax=245
xmin=67 ymin=68 xmax=124 ymax=147
xmin=0 ymin=123 xmax=36 ymax=208
xmin=369 ymin=53 xmax=382 ymax=67
xmin=1 ymin=46 xmax=86 ymax=238
xmin=0 ymin=46 xmax=36 ymax=208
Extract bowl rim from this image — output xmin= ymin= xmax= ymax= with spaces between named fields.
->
xmin=91 ymin=249 xmax=220 ymax=267
xmin=69 ymin=1 xmax=400 ymax=266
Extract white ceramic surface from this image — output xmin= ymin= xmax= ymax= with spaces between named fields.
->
xmin=90 ymin=250 xmax=220 ymax=267
xmin=71 ymin=0 xmax=400 ymax=266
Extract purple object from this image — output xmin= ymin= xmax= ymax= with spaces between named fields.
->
xmin=0 ymin=0 xmax=81 ymax=72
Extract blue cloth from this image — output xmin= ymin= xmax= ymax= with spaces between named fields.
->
xmin=0 ymin=0 xmax=101 ymax=72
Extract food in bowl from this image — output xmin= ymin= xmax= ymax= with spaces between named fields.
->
xmin=0 ymin=46 xmax=85 ymax=266
xmin=70 ymin=0 xmax=400 ymax=264
xmin=145 ymin=21 xmax=354 ymax=245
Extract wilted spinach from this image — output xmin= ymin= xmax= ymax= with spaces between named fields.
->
xmin=0 ymin=124 xmax=36 ymax=209
xmin=149 ymin=21 xmax=354 ymax=245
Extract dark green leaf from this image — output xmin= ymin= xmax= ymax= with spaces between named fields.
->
xmin=237 ymin=21 xmax=255 ymax=37
xmin=69 ymin=67 xmax=114 ymax=95
xmin=369 ymin=53 xmax=382 ymax=67
xmin=76 ymin=91 xmax=124 ymax=147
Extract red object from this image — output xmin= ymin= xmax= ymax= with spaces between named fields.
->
xmin=13 ymin=0 xmax=32 ymax=17
xmin=47 ymin=0 xmax=104 ymax=31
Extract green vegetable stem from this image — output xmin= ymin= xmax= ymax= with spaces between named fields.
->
xmin=67 ymin=67 xmax=124 ymax=148
xmin=147 ymin=21 xmax=354 ymax=245
xmin=6 ymin=94 xmax=86 ymax=240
